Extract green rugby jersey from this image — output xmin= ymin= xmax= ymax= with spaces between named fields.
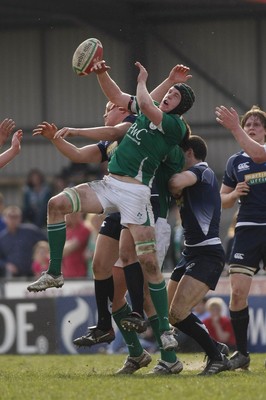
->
xmin=108 ymin=98 xmax=186 ymax=187
xmin=155 ymin=145 xmax=185 ymax=218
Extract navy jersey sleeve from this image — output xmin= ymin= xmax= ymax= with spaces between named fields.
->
xmin=123 ymin=114 xmax=137 ymax=124
xmin=222 ymin=155 xmax=238 ymax=188
xmin=97 ymin=141 xmax=110 ymax=162
xmin=188 ymin=164 xmax=205 ymax=181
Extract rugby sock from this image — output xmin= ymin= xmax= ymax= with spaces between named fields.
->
xmin=148 ymin=280 xmax=170 ymax=332
xmin=94 ymin=276 xmax=114 ymax=331
xmin=175 ymin=313 xmax=222 ymax=360
xmin=47 ymin=222 xmax=66 ymax=276
xmin=149 ymin=315 xmax=177 ymax=363
xmin=112 ymin=303 xmax=143 ymax=357
xmin=123 ymin=262 xmax=144 ymax=317
xmin=230 ymin=307 xmax=249 ymax=356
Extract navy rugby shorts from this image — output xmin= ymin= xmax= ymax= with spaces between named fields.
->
xmin=170 ymin=244 xmax=225 ymax=290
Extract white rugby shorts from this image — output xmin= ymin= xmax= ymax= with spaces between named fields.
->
xmin=155 ymin=217 xmax=171 ymax=269
xmin=89 ymin=175 xmax=154 ymax=227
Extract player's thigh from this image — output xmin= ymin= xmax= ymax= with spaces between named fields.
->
xmin=93 ymin=234 xmax=119 ymax=278
xmin=74 ymin=183 xmax=103 ymax=213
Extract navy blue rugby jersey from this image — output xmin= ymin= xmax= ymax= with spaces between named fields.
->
xmin=180 ymin=162 xmax=222 ymax=246
xmin=223 ymin=151 xmax=266 ymax=224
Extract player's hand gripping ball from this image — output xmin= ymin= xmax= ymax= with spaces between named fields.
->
xmin=72 ymin=38 xmax=103 ymax=76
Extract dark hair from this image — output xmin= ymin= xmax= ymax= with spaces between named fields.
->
xmin=26 ymin=168 xmax=46 ymax=188
xmin=240 ymin=105 xmax=266 ymax=129
xmin=181 ymin=135 xmax=207 ymax=161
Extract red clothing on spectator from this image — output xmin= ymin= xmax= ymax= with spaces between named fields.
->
xmin=62 ymin=221 xmax=91 ymax=278
xmin=203 ymin=316 xmax=236 ymax=347
xmin=32 ymin=258 xmax=49 ymax=276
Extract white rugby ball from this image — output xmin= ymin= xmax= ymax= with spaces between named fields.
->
xmin=72 ymin=38 xmax=103 ymax=76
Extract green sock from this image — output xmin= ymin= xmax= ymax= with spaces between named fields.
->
xmin=148 ymin=280 xmax=170 ymax=333
xmin=112 ymin=303 xmax=143 ymax=357
xmin=149 ymin=315 xmax=177 ymax=363
xmin=47 ymin=222 xmax=66 ymax=276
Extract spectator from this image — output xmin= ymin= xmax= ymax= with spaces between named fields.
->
xmin=0 ymin=192 xmax=7 ymax=233
xmin=203 ymin=297 xmax=236 ymax=350
xmin=193 ymin=297 xmax=210 ymax=321
xmin=22 ymin=168 xmax=52 ymax=229
xmin=32 ymin=241 xmax=50 ymax=277
xmin=62 ymin=212 xmax=91 ymax=278
xmin=0 ymin=205 xmax=47 ymax=277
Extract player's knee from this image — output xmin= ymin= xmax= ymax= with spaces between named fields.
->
xmin=63 ymin=187 xmax=82 ymax=212
xmin=48 ymin=193 xmax=69 ymax=213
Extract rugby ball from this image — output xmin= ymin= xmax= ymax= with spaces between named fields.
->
xmin=72 ymin=38 xmax=103 ymax=76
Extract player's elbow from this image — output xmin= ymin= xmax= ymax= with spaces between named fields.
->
xmin=168 ymin=176 xmax=183 ymax=196
xmin=252 ymin=153 xmax=266 ymax=163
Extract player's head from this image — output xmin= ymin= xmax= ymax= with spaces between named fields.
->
xmin=240 ymin=105 xmax=266 ymax=143
xmin=161 ymin=83 xmax=195 ymax=116
xmin=182 ymin=135 xmax=207 ymax=162
xmin=103 ymin=101 xmax=130 ymax=126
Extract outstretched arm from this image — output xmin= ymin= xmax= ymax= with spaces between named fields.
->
xmin=150 ymin=64 xmax=192 ymax=102
xmin=0 ymin=130 xmax=23 ymax=168
xmin=53 ymin=122 xmax=130 ymax=141
xmin=216 ymin=106 xmax=266 ymax=163
xmin=33 ymin=122 xmax=102 ymax=163
xmin=135 ymin=61 xmax=163 ymax=126
xmin=92 ymin=60 xmax=132 ymax=109
xmin=33 ymin=121 xmax=129 ymax=142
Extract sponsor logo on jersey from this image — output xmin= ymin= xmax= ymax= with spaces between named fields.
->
xmin=233 ymin=253 xmax=244 ymax=260
xmin=127 ymin=122 xmax=146 ymax=145
xmin=149 ymin=122 xmax=157 ymax=131
xmin=186 ymin=262 xmax=195 ymax=270
xmin=238 ymin=162 xmax=250 ymax=172
xmin=245 ymin=171 xmax=266 ymax=185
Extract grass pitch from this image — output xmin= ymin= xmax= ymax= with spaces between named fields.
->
xmin=1 ymin=353 xmax=265 ymax=400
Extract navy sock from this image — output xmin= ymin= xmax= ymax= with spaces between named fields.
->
xmin=123 ymin=262 xmax=144 ymax=317
xmin=94 ymin=276 xmax=114 ymax=331
xmin=175 ymin=313 xmax=222 ymax=360
xmin=230 ymin=307 xmax=249 ymax=356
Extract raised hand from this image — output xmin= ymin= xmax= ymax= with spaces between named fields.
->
xmin=0 ymin=118 xmax=16 ymax=146
xmin=135 ymin=61 xmax=148 ymax=83
xmin=168 ymin=64 xmax=192 ymax=84
xmin=215 ymin=106 xmax=240 ymax=132
xmin=33 ymin=122 xmax=58 ymax=140
xmin=91 ymin=60 xmax=111 ymax=74
xmin=11 ymin=130 xmax=23 ymax=153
